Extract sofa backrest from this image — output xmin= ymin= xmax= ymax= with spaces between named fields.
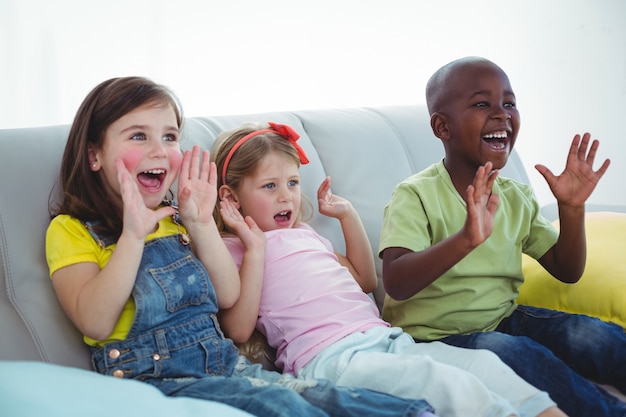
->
xmin=0 ymin=105 xmax=530 ymax=369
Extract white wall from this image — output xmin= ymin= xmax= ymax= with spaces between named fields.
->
xmin=1 ymin=0 xmax=625 ymax=207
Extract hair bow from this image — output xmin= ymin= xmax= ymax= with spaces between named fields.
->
xmin=222 ymin=122 xmax=310 ymax=184
xmin=267 ymin=122 xmax=310 ymax=165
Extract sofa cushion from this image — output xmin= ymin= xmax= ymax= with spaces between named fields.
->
xmin=0 ymin=361 xmax=254 ymax=417
xmin=518 ymin=212 xmax=626 ymax=328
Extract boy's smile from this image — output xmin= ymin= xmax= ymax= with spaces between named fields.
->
xmin=437 ymin=60 xmax=520 ymax=178
xmin=482 ymin=130 xmax=510 ymax=151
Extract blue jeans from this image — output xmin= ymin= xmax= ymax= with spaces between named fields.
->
xmin=152 ymin=372 xmax=432 ymax=417
xmin=88 ymin=229 xmax=433 ymax=417
xmin=441 ymin=305 xmax=626 ymax=417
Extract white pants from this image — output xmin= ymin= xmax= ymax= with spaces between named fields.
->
xmin=297 ymin=326 xmax=554 ymax=417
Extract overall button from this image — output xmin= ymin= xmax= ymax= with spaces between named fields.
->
xmin=153 ymin=353 xmax=161 ymax=361
xmin=112 ymin=370 xmax=124 ymax=378
xmin=108 ymin=348 xmax=121 ymax=359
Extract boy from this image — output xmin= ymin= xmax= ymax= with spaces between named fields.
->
xmin=378 ymin=56 xmax=625 ymax=416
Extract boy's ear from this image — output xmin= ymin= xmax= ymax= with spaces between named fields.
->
xmin=430 ymin=112 xmax=450 ymax=141
xmin=219 ymin=185 xmax=241 ymax=209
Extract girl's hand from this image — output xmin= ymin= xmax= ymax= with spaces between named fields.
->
xmin=463 ymin=162 xmax=499 ymax=248
xmin=177 ymin=146 xmax=218 ymax=227
xmin=116 ymin=159 xmax=174 ymax=240
xmin=317 ymin=176 xmax=352 ymax=220
xmin=220 ymin=199 xmax=266 ymax=252
xmin=535 ymin=133 xmax=610 ymax=208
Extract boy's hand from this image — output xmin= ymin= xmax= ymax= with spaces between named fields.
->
xmin=535 ymin=133 xmax=610 ymax=208
xmin=220 ymin=199 xmax=266 ymax=252
xmin=178 ymin=146 xmax=218 ymax=226
xmin=463 ymin=162 xmax=500 ymax=248
xmin=317 ymin=176 xmax=353 ymax=220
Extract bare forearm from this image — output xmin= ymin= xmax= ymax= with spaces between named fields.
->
xmin=340 ymin=209 xmax=377 ymax=292
xmin=188 ymin=221 xmax=240 ymax=308
xmin=56 ymin=234 xmax=144 ymax=340
xmin=545 ymin=204 xmax=586 ymax=283
xmin=383 ymin=230 xmax=475 ymax=300
xmin=220 ymin=249 xmax=265 ymax=343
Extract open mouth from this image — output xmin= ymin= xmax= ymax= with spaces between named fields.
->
xmin=137 ymin=169 xmax=166 ymax=190
xmin=274 ymin=210 xmax=292 ymax=223
xmin=482 ymin=131 xmax=508 ymax=150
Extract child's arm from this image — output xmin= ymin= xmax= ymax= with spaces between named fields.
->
xmin=51 ymin=159 xmax=176 ymax=341
xmin=383 ymin=163 xmax=499 ymax=300
xmin=534 ymin=133 xmax=610 ymax=283
xmin=318 ymin=177 xmax=378 ymax=293
xmin=178 ymin=146 xmax=240 ymax=309
xmin=217 ymin=198 xmax=266 ymax=343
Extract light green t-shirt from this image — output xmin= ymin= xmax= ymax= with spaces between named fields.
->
xmin=379 ymin=160 xmax=558 ymax=341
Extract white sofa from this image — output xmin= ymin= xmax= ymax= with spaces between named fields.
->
xmin=1 ymin=105 xmax=624 ymax=414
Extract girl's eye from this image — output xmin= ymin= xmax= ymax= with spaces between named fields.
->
xmin=163 ymin=134 xmax=178 ymax=142
xmin=504 ymin=101 xmax=516 ymax=108
xmin=131 ymin=133 xmax=147 ymax=141
xmin=288 ymin=179 xmax=299 ymax=187
xmin=474 ymin=102 xmax=488 ymax=108
xmin=263 ymin=183 xmax=276 ymax=190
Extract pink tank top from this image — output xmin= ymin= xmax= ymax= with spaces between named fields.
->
xmin=223 ymin=224 xmax=387 ymax=374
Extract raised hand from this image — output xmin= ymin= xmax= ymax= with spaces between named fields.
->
xmin=177 ymin=145 xmax=218 ymax=227
xmin=535 ymin=133 xmax=610 ymax=208
xmin=116 ymin=158 xmax=175 ymax=240
xmin=463 ymin=162 xmax=500 ymax=248
xmin=219 ymin=198 xmax=266 ymax=252
xmin=317 ymin=176 xmax=353 ymax=219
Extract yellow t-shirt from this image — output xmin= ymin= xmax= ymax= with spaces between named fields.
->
xmin=46 ymin=214 xmax=183 ymax=346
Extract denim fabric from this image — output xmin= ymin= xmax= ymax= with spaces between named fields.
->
xmin=88 ymin=229 xmax=433 ymax=417
xmin=441 ymin=305 xmax=626 ymax=417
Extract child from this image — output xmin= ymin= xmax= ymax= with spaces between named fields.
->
xmin=45 ymin=76 xmax=436 ymax=417
xmin=211 ymin=122 xmax=568 ymax=417
xmin=378 ymin=56 xmax=626 ymax=416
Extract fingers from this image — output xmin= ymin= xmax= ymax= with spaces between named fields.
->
xmin=472 ymin=162 xmax=497 ymax=196
xmin=181 ymin=146 xmax=211 ymax=180
xmin=244 ymin=215 xmax=260 ymax=231
xmin=534 ymin=163 xmax=554 ymax=183
xmin=596 ymin=157 xmax=611 ymax=178
xmin=467 ymin=162 xmax=499 ymax=214
xmin=219 ymin=199 xmax=244 ymax=224
xmin=583 ymin=136 xmax=611 ymax=177
xmin=178 ymin=146 xmax=217 ymax=201
xmin=570 ymin=133 xmax=611 ymax=176
xmin=571 ymin=132 xmax=595 ymax=166
xmin=153 ymin=205 xmax=177 ymax=222
xmin=115 ymin=159 xmax=138 ymax=202
xmin=317 ymin=176 xmax=331 ymax=201
xmin=115 ymin=158 xmax=130 ymax=185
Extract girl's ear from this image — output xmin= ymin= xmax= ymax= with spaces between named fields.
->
xmin=430 ymin=112 xmax=450 ymax=141
xmin=88 ymin=147 xmax=100 ymax=171
xmin=219 ymin=185 xmax=241 ymax=209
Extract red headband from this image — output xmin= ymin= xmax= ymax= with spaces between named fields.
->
xmin=221 ymin=122 xmax=310 ymax=184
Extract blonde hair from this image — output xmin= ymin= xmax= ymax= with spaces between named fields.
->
xmin=211 ymin=122 xmax=313 ymax=234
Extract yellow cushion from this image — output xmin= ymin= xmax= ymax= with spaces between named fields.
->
xmin=518 ymin=212 xmax=626 ymax=328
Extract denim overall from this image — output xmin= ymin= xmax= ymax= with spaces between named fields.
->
xmin=86 ymin=218 xmax=431 ymax=417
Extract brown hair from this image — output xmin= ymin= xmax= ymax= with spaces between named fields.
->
xmin=211 ymin=122 xmax=313 ymax=234
xmin=50 ymin=76 xmax=183 ymax=240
